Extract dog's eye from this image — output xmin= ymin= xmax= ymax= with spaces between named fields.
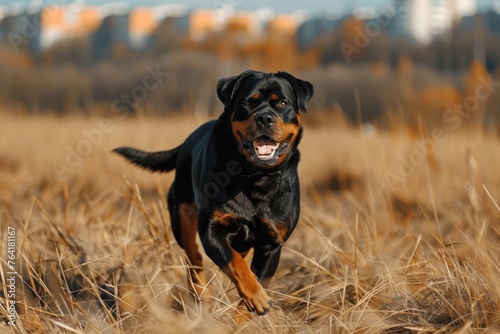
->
xmin=244 ymin=101 xmax=251 ymax=107
xmin=278 ymin=101 xmax=287 ymax=108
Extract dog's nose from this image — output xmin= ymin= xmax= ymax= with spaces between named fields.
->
xmin=255 ymin=112 xmax=276 ymax=128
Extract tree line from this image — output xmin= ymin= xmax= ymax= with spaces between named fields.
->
xmin=1 ymin=14 xmax=500 ymax=129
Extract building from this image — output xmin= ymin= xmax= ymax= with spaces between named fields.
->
xmin=451 ymin=0 xmax=477 ymax=23
xmin=267 ymin=14 xmax=301 ymax=37
xmin=389 ymin=0 xmax=476 ymax=43
xmin=296 ymin=15 xmax=344 ymax=50
xmin=129 ymin=5 xmax=187 ymax=48
xmin=41 ymin=4 xmax=102 ymax=50
xmin=91 ymin=13 xmax=129 ymax=60
xmin=188 ymin=8 xmax=271 ymax=41
xmin=189 ymin=9 xmax=217 ymax=40
xmin=0 ymin=9 xmax=42 ymax=54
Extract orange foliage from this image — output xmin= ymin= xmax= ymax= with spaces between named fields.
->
xmin=395 ymin=54 xmax=414 ymax=77
xmin=371 ymin=61 xmax=388 ymax=76
xmin=300 ymin=49 xmax=321 ymax=68
xmin=465 ymin=59 xmax=489 ymax=98
xmin=111 ymin=42 xmax=127 ymax=61
xmin=41 ymin=6 xmax=101 ymax=34
xmin=341 ymin=18 xmax=364 ymax=44
xmin=129 ymin=8 xmax=158 ymax=36
xmin=226 ymin=15 xmax=254 ymax=34
xmin=249 ymin=35 xmax=299 ymax=71
xmin=181 ymin=14 xmax=314 ymax=72
xmin=415 ymin=86 xmax=462 ymax=113
xmin=0 ymin=49 xmax=33 ymax=68
xmin=268 ymin=15 xmax=297 ymax=37
xmin=189 ymin=10 xmax=216 ymax=40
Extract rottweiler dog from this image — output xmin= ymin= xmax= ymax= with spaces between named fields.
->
xmin=114 ymin=70 xmax=313 ymax=315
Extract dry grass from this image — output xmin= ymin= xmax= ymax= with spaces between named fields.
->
xmin=2 ymin=114 xmax=500 ymax=333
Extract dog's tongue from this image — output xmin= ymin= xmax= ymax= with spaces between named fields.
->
xmin=254 ymin=138 xmax=278 ymax=155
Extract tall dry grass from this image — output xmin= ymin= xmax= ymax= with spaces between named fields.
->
xmin=2 ymin=114 xmax=500 ymax=333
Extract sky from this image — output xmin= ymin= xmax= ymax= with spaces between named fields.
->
xmin=0 ymin=0 xmax=499 ymax=15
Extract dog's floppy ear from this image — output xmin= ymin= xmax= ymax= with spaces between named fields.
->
xmin=217 ymin=70 xmax=258 ymax=108
xmin=277 ymin=71 xmax=314 ymax=112
xmin=216 ymin=75 xmax=240 ymax=107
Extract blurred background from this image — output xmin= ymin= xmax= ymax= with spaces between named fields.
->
xmin=0 ymin=0 xmax=500 ymax=128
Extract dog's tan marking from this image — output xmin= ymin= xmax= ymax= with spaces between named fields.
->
xmin=179 ymin=202 xmax=206 ymax=297
xmin=222 ymin=248 xmax=271 ymax=314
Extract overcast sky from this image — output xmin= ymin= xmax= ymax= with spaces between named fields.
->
xmin=0 ymin=0 xmax=498 ymax=15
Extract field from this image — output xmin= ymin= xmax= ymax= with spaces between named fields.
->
xmin=2 ymin=113 xmax=500 ymax=333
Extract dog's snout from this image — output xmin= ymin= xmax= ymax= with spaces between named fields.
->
xmin=255 ymin=112 xmax=276 ymax=128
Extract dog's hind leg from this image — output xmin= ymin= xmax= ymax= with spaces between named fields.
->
xmin=177 ymin=202 xmax=206 ymax=299
xmin=168 ymin=186 xmax=206 ymax=298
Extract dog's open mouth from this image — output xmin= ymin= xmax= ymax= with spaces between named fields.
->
xmin=253 ymin=136 xmax=280 ymax=160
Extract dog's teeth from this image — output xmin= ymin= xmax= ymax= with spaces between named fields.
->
xmin=257 ymin=146 xmax=272 ymax=155
xmin=254 ymin=140 xmax=279 ymax=160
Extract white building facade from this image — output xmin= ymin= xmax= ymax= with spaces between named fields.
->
xmin=393 ymin=0 xmax=476 ymax=43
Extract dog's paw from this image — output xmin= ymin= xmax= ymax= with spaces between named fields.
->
xmin=242 ymin=285 xmax=272 ymax=315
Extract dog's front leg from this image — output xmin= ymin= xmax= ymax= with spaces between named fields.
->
xmin=250 ymin=244 xmax=282 ymax=289
xmin=200 ymin=219 xmax=271 ymax=315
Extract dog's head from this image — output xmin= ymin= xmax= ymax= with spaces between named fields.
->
xmin=217 ymin=70 xmax=313 ymax=169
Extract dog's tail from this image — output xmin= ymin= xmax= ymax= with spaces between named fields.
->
xmin=113 ymin=145 xmax=181 ymax=173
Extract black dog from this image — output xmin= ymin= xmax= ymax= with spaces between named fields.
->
xmin=114 ymin=70 xmax=313 ymax=315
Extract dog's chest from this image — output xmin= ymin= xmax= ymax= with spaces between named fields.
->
xmin=223 ymin=173 xmax=296 ymax=220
